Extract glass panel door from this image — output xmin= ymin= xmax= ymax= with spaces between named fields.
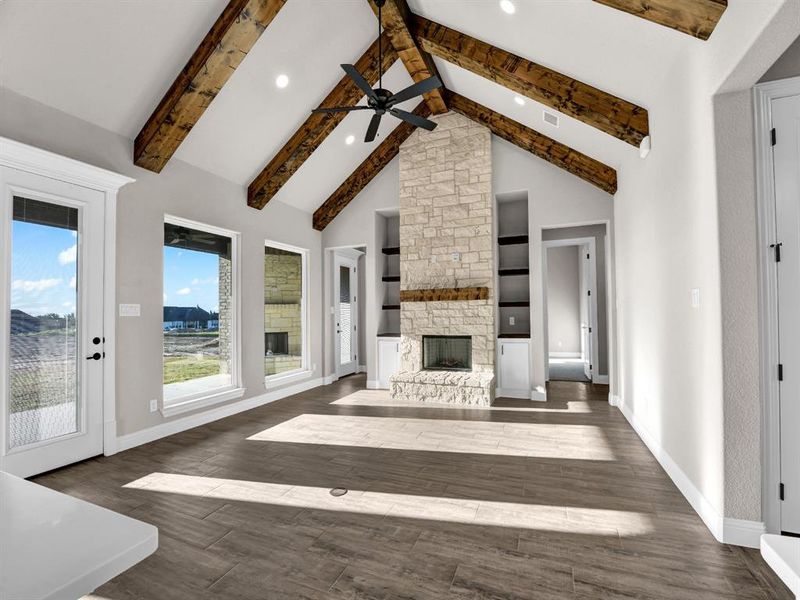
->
xmin=9 ymin=197 xmax=79 ymax=449
xmin=339 ymin=265 xmax=352 ymax=366
xmin=1 ymin=167 xmax=105 ymax=478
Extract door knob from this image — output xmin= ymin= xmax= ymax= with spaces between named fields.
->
xmin=86 ymin=352 xmax=102 ymax=361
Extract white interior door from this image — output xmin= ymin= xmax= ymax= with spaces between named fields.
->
xmin=772 ymin=95 xmax=800 ymax=535
xmin=579 ymin=244 xmax=593 ymax=381
xmin=334 ymin=255 xmax=358 ymax=377
xmin=0 ymin=167 xmax=105 ymax=478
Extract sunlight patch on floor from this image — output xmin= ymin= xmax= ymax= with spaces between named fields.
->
xmin=331 ymin=389 xmax=596 ymax=412
xmin=245 ymin=413 xmax=616 ymax=460
xmin=123 ymin=472 xmax=653 ymax=536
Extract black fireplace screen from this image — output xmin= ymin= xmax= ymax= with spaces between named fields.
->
xmin=422 ymin=335 xmax=472 ymax=371
xmin=265 ymin=332 xmax=289 ymax=356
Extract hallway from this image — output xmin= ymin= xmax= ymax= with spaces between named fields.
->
xmin=35 ymin=377 xmax=790 ymax=599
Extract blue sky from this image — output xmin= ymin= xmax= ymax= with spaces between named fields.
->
xmin=163 ymin=246 xmax=220 ymax=313
xmin=11 ymin=220 xmax=220 ymax=317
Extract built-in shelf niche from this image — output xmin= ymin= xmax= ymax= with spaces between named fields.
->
xmin=496 ymin=192 xmax=531 ymax=338
xmin=378 ymin=212 xmax=400 ymax=337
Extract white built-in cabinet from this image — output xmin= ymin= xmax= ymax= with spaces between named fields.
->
xmin=497 ymin=339 xmax=531 ymax=399
xmin=377 ymin=337 xmax=401 ymax=389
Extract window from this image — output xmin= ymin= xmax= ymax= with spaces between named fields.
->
xmin=264 ymin=241 xmax=308 ymax=382
xmin=162 ymin=217 xmax=241 ymax=413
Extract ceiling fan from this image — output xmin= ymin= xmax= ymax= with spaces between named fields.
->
xmin=311 ymin=0 xmax=442 ymax=143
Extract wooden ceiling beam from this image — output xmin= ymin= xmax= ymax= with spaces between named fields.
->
xmin=593 ymin=0 xmax=727 ymax=40
xmin=447 ymin=92 xmax=617 ymax=195
xmin=248 ymin=34 xmax=397 ymax=210
xmin=367 ymin=0 xmax=447 ymax=115
xmin=134 ymin=0 xmax=286 ymax=173
xmin=313 ymin=103 xmax=432 ymax=231
xmin=413 ymin=15 xmax=649 ymax=148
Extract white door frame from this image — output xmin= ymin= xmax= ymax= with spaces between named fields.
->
xmin=328 ymin=246 xmax=365 ymax=380
xmin=542 ymin=237 xmax=599 ymax=383
xmin=754 ymin=76 xmax=800 ymax=534
xmin=0 ymin=136 xmax=133 ymax=462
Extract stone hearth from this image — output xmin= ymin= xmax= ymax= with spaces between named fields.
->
xmin=389 ymin=111 xmax=495 ymax=406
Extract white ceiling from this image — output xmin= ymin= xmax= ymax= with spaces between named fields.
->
xmin=0 ymin=0 xmax=768 ymax=214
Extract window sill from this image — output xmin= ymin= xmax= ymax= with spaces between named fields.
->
xmin=264 ymin=369 xmax=313 ymax=389
xmin=160 ymin=386 xmax=245 ymax=418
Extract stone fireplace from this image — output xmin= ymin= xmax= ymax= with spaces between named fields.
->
xmin=389 ymin=112 xmax=495 ymax=406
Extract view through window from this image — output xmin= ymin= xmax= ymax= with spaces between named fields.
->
xmin=163 ymin=220 xmax=234 ymax=403
xmin=264 ymin=244 xmax=305 ymax=378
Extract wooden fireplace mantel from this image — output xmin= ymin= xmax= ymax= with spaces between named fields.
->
xmin=400 ymin=287 xmax=489 ymax=302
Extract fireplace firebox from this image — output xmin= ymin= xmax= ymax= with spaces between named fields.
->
xmin=422 ymin=335 xmax=472 ymax=371
xmin=265 ymin=332 xmax=289 ymax=356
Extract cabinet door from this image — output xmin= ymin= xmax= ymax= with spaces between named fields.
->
xmin=378 ymin=339 xmax=400 ymax=389
xmin=499 ymin=341 xmax=529 ymax=393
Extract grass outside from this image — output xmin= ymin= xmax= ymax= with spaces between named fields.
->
xmin=163 ymin=355 xmax=221 ymax=385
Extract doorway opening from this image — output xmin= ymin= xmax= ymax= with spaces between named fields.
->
xmin=330 ymin=247 xmax=365 ymax=380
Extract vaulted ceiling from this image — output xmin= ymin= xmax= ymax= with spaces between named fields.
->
xmin=0 ymin=0 xmax=731 ymax=227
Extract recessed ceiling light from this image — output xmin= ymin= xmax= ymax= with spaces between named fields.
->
xmin=500 ymin=0 xmax=516 ymax=15
xmin=514 ymin=95 xmax=525 ymax=106
xmin=275 ymin=74 xmax=289 ymax=89
xmin=345 ymin=134 xmax=355 ymax=145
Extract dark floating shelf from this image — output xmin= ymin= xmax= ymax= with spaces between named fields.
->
xmin=382 ymin=304 xmax=400 ymax=310
xmin=377 ymin=332 xmax=401 ymax=338
xmin=498 ymin=235 xmax=529 ymax=246
xmin=498 ymin=332 xmax=531 ymax=339
xmin=382 ymin=246 xmax=400 ymax=255
xmin=499 ymin=301 xmax=530 ymax=308
xmin=382 ymin=275 xmax=400 ymax=282
xmin=499 ymin=268 xmax=530 ymax=277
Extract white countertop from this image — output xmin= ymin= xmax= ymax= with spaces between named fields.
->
xmin=0 ymin=471 xmax=158 ymax=600
xmin=761 ymin=533 xmax=800 ymax=598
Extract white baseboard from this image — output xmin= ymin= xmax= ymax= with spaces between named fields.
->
xmin=593 ymin=375 xmax=609 ymax=384
xmin=608 ymin=394 xmax=621 ymax=407
xmin=357 ymin=365 xmax=367 ymax=374
xmin=116 ymin=377 xmax=323 ymax=453
xmin=549 ymin=352 xmax=581 ymax=358
xmin=323 ymin=373 xmax=338 ymax=385
xmin=531 ymin=388 xmax=547 ymax=402
xmin=366 ymin=380 xmax=383 ymax=390
xmin=615 ymin=396 xmax=763 ymax=548
xmin=724 ymin=518 xmax=765 ymax=548
xmin=496 ymin=388 xmax=530 ymax=399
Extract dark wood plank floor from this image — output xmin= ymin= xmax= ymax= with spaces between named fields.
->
xmin=33 ymin=376 xmax=789 ymax=599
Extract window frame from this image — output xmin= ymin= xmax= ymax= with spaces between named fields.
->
xmin=263 ymin=239 xmax=310 ymax=387
xmin=161 ymin=215 xmax=242 ymax=416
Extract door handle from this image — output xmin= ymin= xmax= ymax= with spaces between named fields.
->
xmin=86 ymin=352 xmax=102 ymax=361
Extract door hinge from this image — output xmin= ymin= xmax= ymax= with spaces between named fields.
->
xmin=780 ymin=482 xmax=785 ymax=501
xmin=771 ymin=242 xmax=782 ymax=262
xmin=587 ymin=290 xmax=591 ymax=296
xmin=586 ymin=253 xmax=590 ymax=259
xmin=589 ymin=327 xmax=592 ymax=333
xmin=590 ymin=363 xmax=593 ymax=371
xmin=772 ymin=128 xmax=777 ymax=146
xmin=779 ymin=363 xmax=784 ymax=381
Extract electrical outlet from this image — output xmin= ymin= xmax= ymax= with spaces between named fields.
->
xmin=509 ymin=316 xmax=516 ymax=326
xmin=431 ymin=255 xmax=437 ymax=263
xmin=691 ymin=288 xmax=700 ymax=308
xmin=149 ymin=399 xmax=158 ymax=413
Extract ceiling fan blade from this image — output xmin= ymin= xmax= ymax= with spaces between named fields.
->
xmin=312 ymin=105 xmax=371 ymax=114
xmin=365 ymin=113 xmax=382 ymax=143
xmin=390 ymin=108 xmax=438 ymax=131
xmin=341 ymin=64 xmax=379 ymax=102
xmin=387 ymin=76 xmax=443 ymax=106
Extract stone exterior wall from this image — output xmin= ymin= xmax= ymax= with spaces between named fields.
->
xmin=398 ymin=111 xmax=495 ymax=375
xmin=218 ymin=255 xmax=232 ymax=375
xmin=264 ymin=249 xmax=303 ymax=375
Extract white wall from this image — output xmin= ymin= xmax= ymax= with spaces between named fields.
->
xmin=0 ymin=87 xmax=323 ymax=437
xmin=493 ymin=137 xmax=615 ymax=396
xmin=546 ymin=246 xmax=581 ymax=355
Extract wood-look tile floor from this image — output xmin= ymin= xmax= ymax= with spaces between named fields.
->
xmin=33 ymin=376 xmax=790 ymax=599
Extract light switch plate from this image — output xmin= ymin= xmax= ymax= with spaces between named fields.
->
xmin=149 ymin=399 xmax=158 ymax=413
xmin=451 ymin=252 xmax=461 ymax=262
xmin=691 ymin=288 xmax=700 ymax=309
xmin=119 ymin=303 xmax=140 ymax=317
xmin=509 ymin=316 xmax=516 ymax=326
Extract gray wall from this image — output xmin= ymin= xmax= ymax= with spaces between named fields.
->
xmin=759 ymin=33 xmax=800 ymax=83
xmin=543 ymin=224 xmax=609 ymax=376
xmin=546 ymin=245 xmax=581 ymax=355
xmin=0 ymin=87 xmax=323 ymax=437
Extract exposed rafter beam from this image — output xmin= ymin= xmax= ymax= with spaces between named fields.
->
xmin=134 ymin=0 xmax=286 ymax=173
xmin=412 ymin=15 xmax=649 ymax=148
xmin=248 ymin=34 xmax=397 ymax=210
xmin=313 ymin=103 xmax=432 ymax=231
xmin=593 ymin=0 xmax=727 ymax=40
xmin=447 ymin=92 xmax=617 ymax=195
xmin=367 ymin=0 xmax=447 ymax=115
